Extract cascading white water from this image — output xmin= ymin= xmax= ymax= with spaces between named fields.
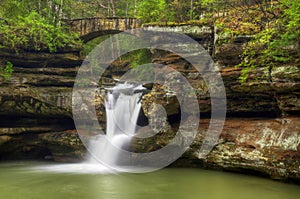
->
xmin=88 ymin=83 xmax=144 ymax=169
xmin=37 ymin=83 xmax=145 ymax=173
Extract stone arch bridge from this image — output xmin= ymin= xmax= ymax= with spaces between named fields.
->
xmin=65 ymin=17 xmax=214 ymax=54
xmin=65 ymin=17 xmax=213 ymax=45
xmin=65 ymin=17 xmax=141 ymax=43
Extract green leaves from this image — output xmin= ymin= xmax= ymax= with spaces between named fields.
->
xmin=0 ymin=61 xmax=13 ymax=84
xmin=238 ymin=0 xmax=300 ymax=82
xmin=0 ymin=11 xmax=82 ymax=53
xmin=136 ymin=0 xmax=168 ymax=23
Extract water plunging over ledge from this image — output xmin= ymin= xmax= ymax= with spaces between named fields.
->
xmin=35 ymin=83 xmax=146 ymax=173
xmin=87 ymin=83 xmax=145 ymax=169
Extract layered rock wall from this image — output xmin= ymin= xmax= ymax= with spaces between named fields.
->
xmin=0 ymin=49 xmax=85 ymax=161
xmin=0 ymin=25 xmax=299 ymax=181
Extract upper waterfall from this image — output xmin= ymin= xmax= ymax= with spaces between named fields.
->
xmin=88 ymin=83 xmax=145 ymax=169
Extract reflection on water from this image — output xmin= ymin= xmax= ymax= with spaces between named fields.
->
xmin=33 ymin=163 xmax=115 ymax=174
xmin=0 ymin=162 xmax=299 ymax=199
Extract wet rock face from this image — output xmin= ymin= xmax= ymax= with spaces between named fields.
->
xmin=127 ymin=37 xmax=300 ymax=181
xmin=0 ymin=48 xmax=82 ymax=68
xmin=176 ymin=117 xmax=300 ymax=181
xmin=147 ymin=51 xmax=300 ymax=118
xmin=38 ymin=130 xmax=85 ymax=162
xmin=0 ymin=49 xmax=84 ymax=162
xmin=143 ymin=25 xmax=214 ymax=54
xmin=214 ymin=35 xmax=253 ymax=67
xmin=0 ymin=130 xmax=85 ymax=162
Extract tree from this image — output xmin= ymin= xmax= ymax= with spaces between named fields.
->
xmin=237 ymin=0 xmax=300 ymax=82
xmin=169 ymin=0 xmax=190 ymax=22
xmin=272 ymin=0 xmax=300 ymax=60
xmin=136 ymin=0 xmax=168 ymax=23
xmin=0 ymin=0 xmax=71 ymax=26
xmin=190 ymin=0 xmax=194 ymax=20
xmin=0 ymin=10 xmax=82 ymax=53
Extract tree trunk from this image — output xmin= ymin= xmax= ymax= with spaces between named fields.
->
xmin=57 ymin=0 xmax=63 ymax=26
xmin=134 ymin=0 xmax=137 ymax=16
xmin=125 ymin=0 xmax=129 ymax=17
xmin=190 ymin=0 xmax=194 ymax=20
xmin=107 ymin=0 xmax=111 ymax=16
xmin=38 ymin=0 xmax=41 ymax=14
xmin=110 ymin=0 xmax=116 ymax=17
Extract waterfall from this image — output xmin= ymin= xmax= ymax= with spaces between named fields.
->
xmin=88 ymin=83 xmax=145 ymax=169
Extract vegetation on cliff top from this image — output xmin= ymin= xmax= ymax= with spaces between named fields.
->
xmin=230 ymin=0 xmax=300 ymax=82
xmin=0 ymin=0 xmax=299 ymax=83
xmin=195 ymin=0 xmax=300 ymax=82
xmin=0 ymin=12 xmax=81 ymax=53
xmin=0 ymin=1 xmax=84 ymax=53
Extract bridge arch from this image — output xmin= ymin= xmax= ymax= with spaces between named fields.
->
xmin=79 ymin=30 xmax=123 ymax=43
xmin=65 ymin=17 xmax=141 ymax=43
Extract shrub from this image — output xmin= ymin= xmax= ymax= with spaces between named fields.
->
xmin=0 ymin=11 xmax=82 ymax=53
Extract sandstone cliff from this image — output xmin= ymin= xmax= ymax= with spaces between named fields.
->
xmin=0 ymin=27 xmax=299 ymax=182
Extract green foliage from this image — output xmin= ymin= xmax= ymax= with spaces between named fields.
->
xmin=170 ymin=0 xmax=191 ymax=22
xmin=80 ymin=35 xmax=111 ymax=57
xmin=0 ymin=11 xmax=82 ymax=53
xmin=237 ymin=0 xmax=300 ymax=82
xmin=0 ymin=0 xmax=206 ymax=24
xmin=0 ymin=0 xmax=29 ymax=19
xmin=127 ymin=49 xmax=152 ymax=69
xmin=238 ymin=65 xmax=256 ymax=83
xmin=136 ymin=0 xmax=207 ymax=23
xmin=136 ymin=0 xmax=169 ymax=23
xmin=143 ymin=20 xmax=206 ymax=27
xmin=80 ymin=35 xmax=153 ymax=81
xmin=270 ymin=0 xmax=300 ymax=61
xmin=0 ymin=61 xmax=14 ymax=84
xmin=0 ymin=0 xmax=76 ymax=25
xmin=117 ymin=49 xmax=153 ymax=81
xmin=208 ymin=0 xmax=299 ymax=83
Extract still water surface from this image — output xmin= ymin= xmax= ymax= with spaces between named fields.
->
xmin=0 ymin=162 xmax=299 ymax=199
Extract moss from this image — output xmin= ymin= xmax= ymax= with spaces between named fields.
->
xmin=272 ymin=65 xmax=300 ymax=81
xmin=142 ymin=19 xmax=208 ymax=27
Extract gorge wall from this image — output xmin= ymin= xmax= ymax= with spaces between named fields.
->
xmin=0 ymin=25 xmax=299 ymax=181
xmin=0 ymin=49 xmax=85 ymax=162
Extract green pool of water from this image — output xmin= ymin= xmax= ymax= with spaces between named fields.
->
xmin=0 ymin=162 xmax=299 ymax=199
